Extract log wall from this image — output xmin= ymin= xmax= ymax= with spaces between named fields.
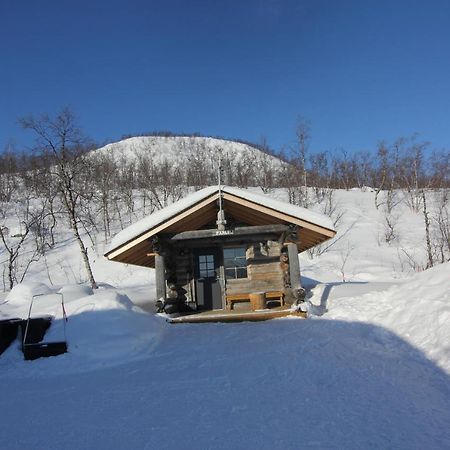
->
xmin=225 ymin=240 xmax=284 ymax=295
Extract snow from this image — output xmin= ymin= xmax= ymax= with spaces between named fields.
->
xmin=1 ymin=286 xmax=164 ymax=372
xmin=1 ymin=187 xmax=449 ymax=449
xmin=1 ymin=282 xmax=52 ymax=313
xmin=57 ymin=284 xmax=93 ymax=302
xmin=313 ymin=262 xmax=450 ymax=373
xmin=224 ymin=186 xmax=335 ymax=230
xmin=93 ymin=135 xmax=283 ymax=169
xmin=1 ymin=287 xmax=449 ymax=448
xmin=108 ymin=185 xmax=335 ymax=253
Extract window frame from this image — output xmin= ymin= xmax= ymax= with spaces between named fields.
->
xmin=223 ymin=246 xmax=248 ymax=280
xmin=198 ymin=254 xmax=216 ymax=278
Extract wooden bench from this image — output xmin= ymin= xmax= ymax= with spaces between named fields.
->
xmin=226 ymin=291 xmax=284 ymax=310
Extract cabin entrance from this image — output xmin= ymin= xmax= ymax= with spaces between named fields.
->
xmin=194 ymin=247 xmax=222 ymax=310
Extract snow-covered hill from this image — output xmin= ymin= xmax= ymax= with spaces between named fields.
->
xmin=93 ymin=135 xmax=283 ymax=168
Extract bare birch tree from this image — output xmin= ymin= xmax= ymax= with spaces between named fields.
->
xmin=20 ymin=108 xmax=98 ymax=289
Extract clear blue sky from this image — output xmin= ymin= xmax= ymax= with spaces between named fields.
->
xmin=1 ymin=0 xmax=449 ymax=155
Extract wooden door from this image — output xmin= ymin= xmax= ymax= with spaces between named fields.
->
xmin=194 ymin=248 xmax=222 ymax=310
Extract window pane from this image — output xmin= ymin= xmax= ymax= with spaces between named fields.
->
xmin=223 ymin=248 xmax=235 ymax=259
xmin=199 ymin=262 xmax=207 ymax=270
xmin=224 ymin=246 xmax=247 ymax=280
xmin=200 ymin=269 xmax=208 ymax=277
xmin=224 ymin=258 xmax=234 ymax=268
xmin=207 ymin=269 xmax=216 ymax=277
xmin=225 ymin=268 xmax=235 ymax=279
xmin=199 ymin=255 xmax=206 ymax=263
xmin=235 ymin=258 xmax=247 ymax=268
xmin=206 ymin=255 xmax=214 ymax=263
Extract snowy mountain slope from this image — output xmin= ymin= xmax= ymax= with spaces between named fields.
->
xmin=93 ymin=135 xmax=283 ymax=167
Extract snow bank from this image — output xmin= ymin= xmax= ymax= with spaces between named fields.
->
xmin=60 ymin=289 xmax=165 ymax=365
xmin=5 ymin=282 xmax=52 ymax=306
xmin=1 ymin=282 xmax=53 ymax=319
xmin=315 ymin=261 xmax=450 ymax=372
xmin=57 ymin=284 xmax=93 ymax=302
xmin=0 ymin=282 xmax=166 ymax=372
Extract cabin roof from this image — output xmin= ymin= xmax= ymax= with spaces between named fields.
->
xmin=105 ymin=186 xmax=336 ymax=267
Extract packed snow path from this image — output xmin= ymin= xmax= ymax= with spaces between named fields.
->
xmin=1 ymin=319 xmax=449 ymax=449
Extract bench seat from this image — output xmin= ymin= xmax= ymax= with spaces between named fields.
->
xmin=226 ymin=291 xmax=284 ymax=310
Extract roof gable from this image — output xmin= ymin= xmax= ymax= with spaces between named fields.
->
xmin=105 ymin=186 xmax=336 ymax=267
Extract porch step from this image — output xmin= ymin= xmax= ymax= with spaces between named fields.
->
xmin=168 ymin=308 xmax=307 ymax=324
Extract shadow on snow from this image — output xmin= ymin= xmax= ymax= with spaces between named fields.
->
xmin=0 ymin=312 xmax=449 ymax=450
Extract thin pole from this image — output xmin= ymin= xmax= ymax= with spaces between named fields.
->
xmin=216 ymin=148 xmax=227 ymax=231
xmin=218 ymin=148 xmax=223 ymax=212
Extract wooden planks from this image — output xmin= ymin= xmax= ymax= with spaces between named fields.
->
xmin=226 ymin=290 xmax=284 ymax=310
xmin=222 ymin=193 xmax=336 ymax=237
xmin=168 ymin=308 xmax=306 ymax=323
xmin=105 ymin=193 xmax=219 ymax=260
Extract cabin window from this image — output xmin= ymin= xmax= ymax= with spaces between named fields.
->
xmin=199 ymin=254 xmax=216 ymax=278
xmin=224 ymin=247 xmax=247 ymax=279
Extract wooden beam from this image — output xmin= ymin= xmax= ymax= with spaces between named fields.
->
xmin=167 ymin=224 xmax=289 ymax=241
xmin=168 ymin=308 xmax=307 ymax=323
xmin=223 ymin=193 xmax=336 ymax=238
xmin=155 ymin=254 xmax=166 ymax=301
xmin=286 ymin=242 xmax=301 ymax=290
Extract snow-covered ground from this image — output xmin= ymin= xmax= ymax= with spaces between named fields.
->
xmin=1 ymin=187 xmax=449 ymax=449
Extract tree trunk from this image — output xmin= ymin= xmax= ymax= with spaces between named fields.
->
xmin=67 ymin=203 xmax=98 ymax=289
xmin=422 ymin=189 xmax=434 ymax=269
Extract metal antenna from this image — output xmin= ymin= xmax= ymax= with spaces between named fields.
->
xmin=216 ymin=147 xmax=227 ymax=231
xmin=218 ymin=148 xmax=223 ymax=206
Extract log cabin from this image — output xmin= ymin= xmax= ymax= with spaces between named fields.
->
xmin=104 ymin=186 xmax=336 ymax=322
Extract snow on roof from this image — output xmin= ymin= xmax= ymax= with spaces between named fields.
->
xmin=223 ymin=186 xmax=335 ymax=231
xmin=107 ymin=186 xmax=335 ymax=254
xmin=108 ymin=186 xmax=218 ymax=252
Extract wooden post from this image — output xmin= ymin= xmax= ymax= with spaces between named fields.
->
xmin=287 ymin=243 xmax=301 ymax=290
xmin=249 ymin=292 xmax=266 ymax=311
xmin=155 ymin=254 xmax=166 ymax=301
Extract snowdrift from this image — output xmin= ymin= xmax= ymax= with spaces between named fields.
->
xmin=312 ymin=261 xmax=450 ymax=372
xmin=0 ymin=283 xmax=166 ymax=372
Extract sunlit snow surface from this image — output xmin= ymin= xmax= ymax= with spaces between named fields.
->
xmin=1 ymin=185 xmax=449 ymax=449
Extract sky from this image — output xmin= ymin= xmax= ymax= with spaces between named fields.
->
xmin=1 ymin=0 xmax=450 ymax=155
